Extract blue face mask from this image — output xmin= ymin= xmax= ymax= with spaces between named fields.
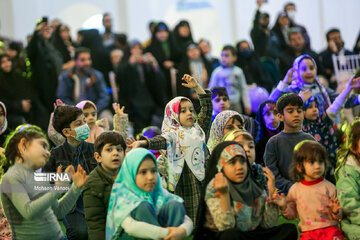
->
xmin=72 ymin=123 xmax=90 ymax=142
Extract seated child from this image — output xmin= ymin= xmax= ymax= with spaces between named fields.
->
xmin=43 ymin=105 xmax=98 ymax=240
xmin=106 ymin=148 xmax=193 ymax=240
xmin=128 ymin=74 xmax=212 ymax=228
xmin=336 ymin=120 xmax=360 ymax=239
xmin=84 ymin=131 xmax=126 ymax=240
xmin=0 ymin=125 xmax=88 ymax=240
xmin=264 ymin=93 xmax=315 ymax=195
xmin=201 ymin=141 xmax=297 ymax=240
xmin=211 ymin=87 xmax=231 ymax=123
xmin=273 ymin=140 xmax=344 ymax=240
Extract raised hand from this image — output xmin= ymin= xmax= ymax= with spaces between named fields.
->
xmin=299 ymin=89 xmax=312 ymax=102
xmin=328 ymin=196 xmax=342 ymax=219
xmin=283 ymin=68 xmax=296 ymax=84
xmin=263 ymin=167 xmax=275 ymax=199
xmin=164 ymin=227 xmax=187 ymax=240
xmin=126 ymin=137 xmax=147 ymax=149
xmin=348 ymin=75 xmax=360 ymax=89
xmin=213 ymin=173 xmax=229 ymax=194
xmin=70 ymin=165 xmax=88 ymax=188
xmin=182 ymin=74 xmax=205 ymax=94
xmin=112 ymin=103 xmax=128 ymax=118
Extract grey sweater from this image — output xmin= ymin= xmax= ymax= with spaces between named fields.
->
xmin=0 ymin=163 xmax=82 ymax=240
xmin=264 ymin=131 xmax=315 ymax=194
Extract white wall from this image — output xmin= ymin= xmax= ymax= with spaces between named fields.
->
xmin=1 ymin=0 xmax=359 ymax=56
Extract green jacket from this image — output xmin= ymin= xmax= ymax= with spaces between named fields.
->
xmin=84 ymin=165 xmax=115 ymax=240
xmin=336 ymin=154 xmax=360 ymax=240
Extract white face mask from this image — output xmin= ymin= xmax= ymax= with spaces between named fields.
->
xmin=287 ymin=10 xmax=296 ymax=21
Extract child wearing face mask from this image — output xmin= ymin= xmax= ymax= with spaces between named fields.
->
xmin=106 ymin=148 xmax=193 ymax=240
xmin=301 ymin=75 xmax=360 ymax=182
xmin=269 ymin=54 xmax=360 ymax=117
xmin=255 ymin=100 xmax=283 ymax=166
xmin=0 ymin=125 xmax=88 ymax=240
xmin=43 ymin=105 xmax=97 ymax=240
xmin=128 ymin=74 xmax=212 ymax=229
xmin=200 ymin=141 xmax=297 ymax=240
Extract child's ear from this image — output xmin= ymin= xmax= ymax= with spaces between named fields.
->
xmin=62 ymin=128 xmax=71 ymax=138
xmin=296 ymin=163 xmax=303 ymax=174
xmin=277 ymin=113 xmax=284 ymax=122
xmin=94 ymin=152 xmax=102 ymax=163
xmin=18 ymin=138 xmax=28 ymax=155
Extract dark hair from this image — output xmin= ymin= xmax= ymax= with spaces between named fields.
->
xmin=94 ymin=131 xmax=126 ymax=154
xmin=222 ymin=45 xmax=237 ymax=56
xmin=198 ymin=38 xmax=210 ymax=46
xmin=276 ymin=93 xmax=303 ymax=114
xmin=290 ymin=140 xmax=328 ymax=182
xmin=284 ymin=2 xmax=296 ymax=11
xmin=53 ymin=105 xmax=83 ymax=137
xmin=74 ymin=47 xmax=91 ymax=60
xmin=236 ymin=40 xmax=250 ymax=51
xmin=211 ymin=87 xmax=229 ymax=100
xmin=102 ymin=13 xmax=111 ymax=20
xmin=326 ymin=28 xmax=340 ymax=41
xmin=287 ymin=27 xmax=303 ymax=39
xmin=1 ymin=125 xmax=47 ymax=175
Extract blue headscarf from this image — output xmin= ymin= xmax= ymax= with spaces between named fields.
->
xmin=106 ymin=148 xmax=183 ymax=240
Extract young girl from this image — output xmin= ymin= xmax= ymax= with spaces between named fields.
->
xmin=128 ymin=74 xmax=212 ymax=227
xmin=255 ymin=100 xmax=283 ymax=165
xmin=201 ymin=141 xmax=297 ymax=240
xmin=269 ymin=54 xmax=359 ymax=117
xmin=0 ymin=125 xmax=88 ymax=240
xmin=336 ymin=120 xmax=360 ymax=239
xmin=273 ymin=140 xmax=344 ymax=240
xmin=0 ymin=101 xmax=10 ymax=149
xmin=302 ymin=75 xmax=360 ymax=163
xmin=222 ymin=129 xmax=270 ymax=194
xmin=106 ymin=148 xmax=193 ymax=240
xmin=207 ymin=110 xmax=245 ymax=153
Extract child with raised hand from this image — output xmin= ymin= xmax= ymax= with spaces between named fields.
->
xmin=273 ymin=140 xmax=344 ymax=240
xmin=0 ymin=125 xmax=88 ymax=240
xmin=201 ymin=141 xmax=297 ymax=240
xmin=84 ymin=131 xmax=126 ymax=240
xmin=301 ymin=75 xmax=360 ymax=181
xmin=269 ymin=54 xmax=360 ymax=117
xmin=128 ymin=74 xmax=212 ymax=228
xmin=106 ymin=148 xmax=193 ymax=240
xmin=336 ymin=120 xmax=360 ymax=239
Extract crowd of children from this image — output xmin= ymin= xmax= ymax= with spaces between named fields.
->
xmin=2 ymin=1 xmax=360 ymax=240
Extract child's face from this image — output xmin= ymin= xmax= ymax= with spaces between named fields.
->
xmin=156 ymin=30 xmax=168 ymax=42
xmin=0 ymin=107 xmax=5 ymax=128
xmin=83 ymin=107 xmax=97 ymax=128
xmin=135 ymin=158 xmax=158 ymax=192
xmin=234 ymin=136 xmax=255 ymax=164
xmin=22 ymin=137 xmax=50 ymax=170
xmin=299 ymin=58 xmax=316 ymax=84
xmin=187 ymin=47 xmax=201 ymax=60
xmin=262 ymin=103 xmax=280 ymax=130
xmin=64 ymin=114 xmax=87 ymax=139
xmin=212 ymin=95 xmax=230 ymax=115
xmin=179 ymin=100 xmax=195 ymax=128
xmin=220 ymin=50 xmax=236 ymax=67
xmin=222 ymin=156 xmax=248 ymax=183
xmin=96 ymin=143 xmax=124 ymax=175
xmin=302 ymin=159 xmax=325 ymax=181
xmin=0 ymin=56 xmax=12 ymax=73
xmin=278 ymin=105 xmax=304 ymax=131
xmin=304 ymin=101 xmax=319 ymax=121
xmin=223 ymin=117 xmax=243 ymax=136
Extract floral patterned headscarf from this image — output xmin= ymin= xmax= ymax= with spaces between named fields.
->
xmin=207 ymin=110 xmax=244 ymax=153
xmin=159 ymin=97 xmax=206 ymax=192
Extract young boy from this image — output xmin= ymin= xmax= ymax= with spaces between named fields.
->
xmin=43 ymin=105 xmax=97 ymax=240
xmin=264 ymin=93 xmax=315 ymax=195
xmin=208 ymin=45 xmax=251 ymax=115
xmin=83 ymin=131 xmax=126 ymax=240
xmin=210 ymin=87 xmax=231 ymax=123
